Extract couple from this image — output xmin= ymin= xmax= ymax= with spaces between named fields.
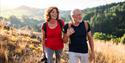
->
xmin=41 ymin=6 xmax=95 ymax=63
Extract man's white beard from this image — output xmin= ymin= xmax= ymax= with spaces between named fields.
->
xmin=79 ymin=18 xmax=83 ymax=22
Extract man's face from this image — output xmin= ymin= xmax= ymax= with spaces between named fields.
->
xmin=72 ymin=10 xmax=82 ymax=22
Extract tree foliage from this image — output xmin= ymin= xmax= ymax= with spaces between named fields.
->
xmin=83 ymin=1 xmax=125 ymax=37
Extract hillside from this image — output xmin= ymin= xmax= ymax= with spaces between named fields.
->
xmin=1 ymin=6 xmax=70 ymax=20
xmin=83 ymin=1 xmax=125 ymax=37
xmin=1 ymin=1 xmax=125 ymax=36
xmin=1 ymin=6 xmax=43 ymax=19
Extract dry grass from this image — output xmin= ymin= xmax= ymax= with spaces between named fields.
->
xmin=0 ymin=22 xmax=42 ymax=63
xmin=94 ymin=40 xmax=125 ymax=63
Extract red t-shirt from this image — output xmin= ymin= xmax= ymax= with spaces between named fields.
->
xmin=42 ymin=20 xmax=64 ymax=50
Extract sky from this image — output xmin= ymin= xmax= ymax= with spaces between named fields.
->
xmin=0 ymin=0 xmax=125 ymax=10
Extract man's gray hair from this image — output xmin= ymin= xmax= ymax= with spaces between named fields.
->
xmin=70 ymin=9 xmax=81 ymax=16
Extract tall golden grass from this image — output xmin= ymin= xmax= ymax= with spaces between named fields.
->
xmin=0 ymin=21 xmax=42 ymax=63
xmin=94 ymin=40 xmax=125 ymax=63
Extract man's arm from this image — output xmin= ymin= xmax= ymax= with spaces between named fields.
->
xmin=87 ymin=31 xmax=94 ymax=52
xmin=63 ymin=27 xmax=75 ymax=43
xmin=87 ymin=31 xmax=95 ymax=62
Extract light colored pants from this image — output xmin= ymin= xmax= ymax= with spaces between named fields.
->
xmin=45 ymin=47 xmax=62 ymax=63
xmin=69 ymin=52 xmax=88 ymax=63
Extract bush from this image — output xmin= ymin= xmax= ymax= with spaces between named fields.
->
xmin=111 ymin=38 xmax=121 ymax=44
xmin=94 ymin=32 xmax=106 ymax=40
xmin=93 ymin=32 xmax=116 ymax=41
xmin=120 ymin=34 xmax=125 ymax=44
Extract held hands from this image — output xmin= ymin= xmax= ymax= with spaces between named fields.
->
xmin=42 ymin=40 xmax=45 ymax=46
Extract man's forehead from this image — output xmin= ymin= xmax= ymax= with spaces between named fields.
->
xmin=71 ymin=9 xmax=82 ymax=16
xmin=73 ymin=9 xmax=81 ymax=14
xmin=74 ymin=11 xmax=81 ymax=15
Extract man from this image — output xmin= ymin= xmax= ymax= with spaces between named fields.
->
xmin=63 ymin=9 xmax=95 ymax=63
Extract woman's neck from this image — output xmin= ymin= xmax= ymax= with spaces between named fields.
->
xmin=49 ymin=19 xmax=57 ymax=24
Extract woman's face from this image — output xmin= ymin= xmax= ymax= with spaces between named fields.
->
xmin=50 ymin=9 xmax=58 ymax=19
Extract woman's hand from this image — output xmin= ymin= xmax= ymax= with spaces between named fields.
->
xmin=42 ymin=40 xmax=45 ymax=46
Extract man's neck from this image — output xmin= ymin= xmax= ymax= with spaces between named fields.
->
xmin=72 ymin=21 xmax=80 ymax=26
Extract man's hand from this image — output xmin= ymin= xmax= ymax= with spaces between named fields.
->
xmin=90 ymin=52 xmax=95 ymax=63
xmin=66 ymin=27 xmax=75 ymax=37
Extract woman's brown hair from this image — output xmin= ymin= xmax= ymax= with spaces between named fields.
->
xmin=44 ymin=6 xmax=59 ymax=22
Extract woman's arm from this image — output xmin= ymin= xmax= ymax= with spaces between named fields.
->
xmin=42 ymin=29 xmax=46 ymax=46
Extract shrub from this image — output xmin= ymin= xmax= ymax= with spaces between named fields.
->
xmin=120 ymin=34 xmax=125 ymax=44
xmin=93 ymin=32 xmax=116 ymax=41
xmin=93 ymin=32 xmax=105 ymax=40
xmin=111 ymin=38 xmax=121 ymax=44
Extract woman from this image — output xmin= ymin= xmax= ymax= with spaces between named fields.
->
xmin=42 ymin=6 xmax=64 ymax=63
